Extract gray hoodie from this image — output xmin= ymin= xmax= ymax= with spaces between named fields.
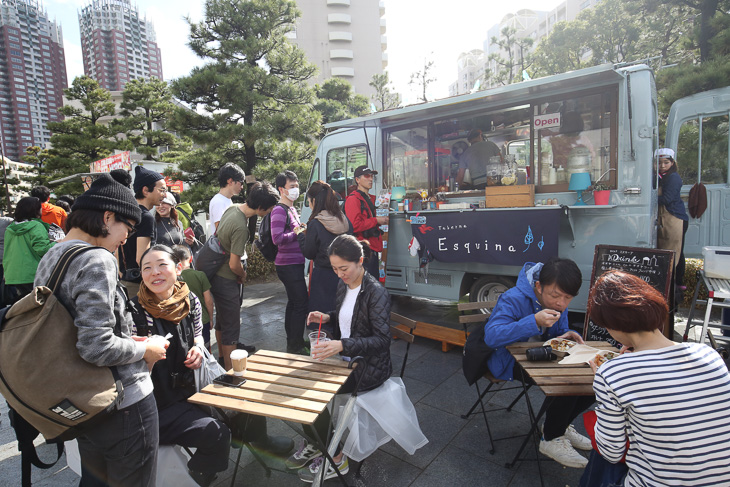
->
xmin=34 ymin=240 xmax=152 ymax=409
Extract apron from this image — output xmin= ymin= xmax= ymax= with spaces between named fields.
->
xmin=657 ymin=187 xmax=683 ymax=270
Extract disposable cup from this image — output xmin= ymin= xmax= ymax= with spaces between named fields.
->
xmin=230 ymin=349 xmax=248 ymax=376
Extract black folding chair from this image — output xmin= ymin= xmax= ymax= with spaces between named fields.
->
xmin=458 ymin=302 xmax=531 ymax=454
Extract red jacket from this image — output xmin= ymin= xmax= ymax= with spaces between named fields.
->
xmin=344 ymin=191 xmax=383 ymax=252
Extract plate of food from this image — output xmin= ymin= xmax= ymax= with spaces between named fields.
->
xmin=544 ymin=338 xmax=577 ymax=357
xmin=593 ymin=350 xmax=619 ymax=368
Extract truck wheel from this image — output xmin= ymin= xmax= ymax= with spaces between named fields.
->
xmin=469 ymin=276 xmax=514 ymax=315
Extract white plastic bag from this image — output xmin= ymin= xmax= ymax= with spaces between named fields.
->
xmin=194 ymin=346 xmax=226 ymax=392
xmin=341 ymin=377 xmax=428 ymax=462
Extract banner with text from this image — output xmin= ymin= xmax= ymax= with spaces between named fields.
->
xmin=90 ymin=152 xmax=131 ymax=173
xmin=410 ymin=208 xmax=560 ymax=266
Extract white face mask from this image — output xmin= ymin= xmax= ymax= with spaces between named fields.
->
xmin=286 ymin=187 xmax=300 ymax=201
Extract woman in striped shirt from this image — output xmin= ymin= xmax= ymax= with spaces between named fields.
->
xmin=584 ymin=270 xmax=730 ymax=487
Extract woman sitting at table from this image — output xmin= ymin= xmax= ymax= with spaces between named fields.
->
xmin=583 ymin=270 xmax=730 ymax=487
xmin=132 ymin=244 xmax=293 ymax=486
xmin=131 ymin=244 xmax=230 ymax=486
xmin=286 ymin=234 xmax=426 ymax=482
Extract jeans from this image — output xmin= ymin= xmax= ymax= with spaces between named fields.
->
xmin=78 ymin=393 xmax=159 ymax=487
xmin=579 ymin=449 xmax=628 ymax=487
xmin=276 ymin=264 xmax=308 ymax=351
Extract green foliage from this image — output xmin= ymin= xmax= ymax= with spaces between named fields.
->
xmin=45 ymin=76 xmax=120 ymax=194
xmin=532 ymin=21 xmax=589 ymax=76
xmin=171 ymin=0 xmax=321 ymax=181
xmin=113 ymin=78 xmax=182 ymax=161
xmin=313 ymin=78 xmax=370 ymax=135
xmin=22 ymin=146 xmax=51 ymax=185
xmin=680 ymin=258 xmax=706 ymax=307
xmin=488 ymin=26 xmax=533 ymax=86
xmin=245 ymin=243 xmax=277 ymax=280
xmin=369 ymin=72 xmax=401 ymax=111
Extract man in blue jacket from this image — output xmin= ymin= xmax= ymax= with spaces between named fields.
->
xmin=484 ymin=258 xmax=593 ymax=468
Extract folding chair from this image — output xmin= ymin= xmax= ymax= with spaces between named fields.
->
xmin=354 ymin=313 xmax=416 ymax=478
xmin=458 ymin=302 xmax=531 ymax=454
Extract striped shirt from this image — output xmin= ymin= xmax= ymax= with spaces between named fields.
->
xmin=271 ymin=204 xmax=304 ymax=266
xmin=593 ymin=343 xmax=730 ymax=487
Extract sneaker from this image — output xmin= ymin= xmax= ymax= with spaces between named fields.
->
xmin=236 ymin=342 xmax=256 ymax=354
xmin=285 ymin=439 xmax=322 ymax=470
xmin=297 ymin=455 xmax=349 ymax=483
xmin=539 ymin=436 xmax=587 ymax=468
xmin=564 ymin=424 xmax=592 ymax=451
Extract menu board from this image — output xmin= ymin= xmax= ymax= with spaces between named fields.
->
xmin=583 ymin=245 xmax=675 ymax=346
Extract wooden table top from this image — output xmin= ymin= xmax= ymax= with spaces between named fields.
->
xmin=507 ymin=341 xmax=618 ymax=397
xmin=188 ymin=350 xmax=354 ymax=425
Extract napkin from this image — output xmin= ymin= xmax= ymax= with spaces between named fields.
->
xmin=558 ymin=344 xmax=601 ymax=365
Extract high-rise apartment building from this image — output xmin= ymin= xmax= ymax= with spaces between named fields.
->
xmin=289 ymin=0 xmax=387 ymax=97
xmin=0 ymin=0 xmax=67 ymax=162
xmin=78 ymin=0 xmax=162 ymax=92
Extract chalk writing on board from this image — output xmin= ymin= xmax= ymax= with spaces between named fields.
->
xmin=584 ymin=245 xmax=675 ymax=346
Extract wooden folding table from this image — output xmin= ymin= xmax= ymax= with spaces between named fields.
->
xmin=188 ymin=350 xmax=354 ymax=486
xmin=505 ymin=341 xmax=617 ymax=486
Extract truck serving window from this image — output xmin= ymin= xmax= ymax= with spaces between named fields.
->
xmin=535 ymin=90 xmax=617 ymax=191
xmin=326 ymin=145 xmax=367 ymax=198
xmin=385 ymin=126 xmax=429 ymax=193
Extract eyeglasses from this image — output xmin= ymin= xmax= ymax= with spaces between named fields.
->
xmin=116 ymin=216 xmax=136 ymax=237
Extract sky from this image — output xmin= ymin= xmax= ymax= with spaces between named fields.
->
xmin=44 ymin=0 xmax=565 ymax=104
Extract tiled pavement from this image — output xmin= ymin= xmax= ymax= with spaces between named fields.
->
xmin=3 ymin=279 xmax=709 ymax=486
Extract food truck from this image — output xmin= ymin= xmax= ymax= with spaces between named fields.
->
xmin=303 ymin=63 xmax=730 ymax=315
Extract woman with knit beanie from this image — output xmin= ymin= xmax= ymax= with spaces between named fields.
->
xmin=34 ymin=173 xmax=167 ymax=486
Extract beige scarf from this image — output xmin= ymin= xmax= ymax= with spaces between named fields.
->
xmin=137 ymin=280 xmax=191 ymax=323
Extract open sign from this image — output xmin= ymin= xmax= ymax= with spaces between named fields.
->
xmin=534 ymin=113 xmax=561 ymax=129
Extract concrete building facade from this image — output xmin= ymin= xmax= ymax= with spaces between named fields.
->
xmin=289 ymin=0 xmax=387 ymax=97
xmin=78 ymin=0 xmax=162 ymax=92
xmin=0 ymin=0 xmax=66 ymax=162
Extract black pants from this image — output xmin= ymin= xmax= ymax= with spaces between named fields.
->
xmin=78 ymin=393 xmax=159 ymax=487
xmin=158 ymin=401 xmax=230 ymax=474
xmin=276 ymin=264 xmax=308 ymax=351
xmin=513 ymin=363 xmax=595 ymax=441
xmin=366 ymin=252 xmax=380 ymax=281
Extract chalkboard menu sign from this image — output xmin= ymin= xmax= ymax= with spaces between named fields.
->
xmin=583 ymin=245 xmax=675 ymax=347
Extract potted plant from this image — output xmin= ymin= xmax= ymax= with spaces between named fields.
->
xmin=591 ymin=182 xmax=611 ymax=205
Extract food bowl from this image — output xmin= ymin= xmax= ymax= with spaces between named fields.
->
xmin=543 ymin=338 xmax=577 ymax=357
xmin=593 ymin=350 xmax=619 ymax=368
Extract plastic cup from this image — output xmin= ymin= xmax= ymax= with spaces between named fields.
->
xmin=230 ymin=349 xmax=248 ymax=376
xmin=308 ymin=331 xmax=329 ymax=359
xmin=148 ymin=335 xmax=169 ymax=349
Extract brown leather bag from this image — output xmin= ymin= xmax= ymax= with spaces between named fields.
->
xmin=0 ymin=246 xmax=124 ymax=441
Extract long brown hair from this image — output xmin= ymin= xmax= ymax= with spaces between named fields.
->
xmin=155 ymin=204 xmax=179 ymax=226
xmin=307 ymin=180 xmax=345 ymax=222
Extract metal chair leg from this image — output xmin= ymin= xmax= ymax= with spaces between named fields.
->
xmin=461 ymin=381 xmax=495 ymax=419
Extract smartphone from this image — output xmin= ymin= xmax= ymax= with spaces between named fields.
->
xmin=213 ymin=374 xmax=247 ymax=388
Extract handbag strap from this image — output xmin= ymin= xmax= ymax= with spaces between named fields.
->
xmin=46 ymin=245 xmax=99 ymax=293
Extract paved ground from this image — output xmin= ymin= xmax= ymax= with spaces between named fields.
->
xmin=0 ymin=280 xmax=725 ymax=486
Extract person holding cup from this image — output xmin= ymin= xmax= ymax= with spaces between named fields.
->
xmin=286 ymin=234 xmax=393 ymax=481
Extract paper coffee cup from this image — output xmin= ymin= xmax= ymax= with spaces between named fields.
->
xmin=230 ymin=349 xmax=248 ymax=376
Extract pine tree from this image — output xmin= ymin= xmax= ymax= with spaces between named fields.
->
xmin=45 ymin=76 xmax=119 ymax=194
xmin=171 ymin=0 xmax=321 ymax=199
xmin=114 ymin=77 xmax=181 ymax=161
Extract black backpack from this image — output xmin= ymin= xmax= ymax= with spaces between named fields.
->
xmin=254 ymin=204 xmax=290 ymax=262
xmin=177 ymin=207 xmax=207 ymax=246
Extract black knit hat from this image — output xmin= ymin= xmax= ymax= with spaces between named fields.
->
xmin=73 ymin=174 xmax=142 ymax=224
xmin=133 ymin=165 xmax=164 ymax=194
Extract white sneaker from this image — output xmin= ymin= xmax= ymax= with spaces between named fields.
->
xmin=539 ymin=436 xmax=588 ymax=468
xmin=564 ymin=424 xmax=592 ymax=451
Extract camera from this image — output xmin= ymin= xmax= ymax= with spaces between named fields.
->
xmin=526 ymin=345 xmax=555 ymax=361
xmin=170 ymin=370 xmax=195 ymax=390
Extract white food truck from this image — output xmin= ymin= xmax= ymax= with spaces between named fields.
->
xmin=303 ymin=63 xmax=730 ymax=315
